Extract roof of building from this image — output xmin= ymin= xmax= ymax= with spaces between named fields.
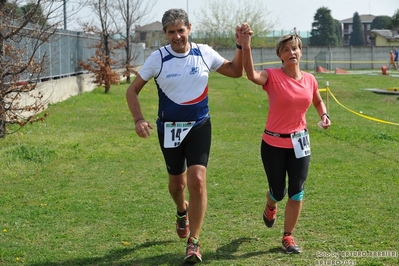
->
xmin=340 ymin=14 xmax=376 ymax=23
xmin=370 ymin=29 xmax=399 ymax=41
xmin=135 ymin=21 xmax=163 ymax=32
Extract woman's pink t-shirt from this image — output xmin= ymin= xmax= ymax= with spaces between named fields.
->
xmin=262 ymin=68 xmax=318 ymax=148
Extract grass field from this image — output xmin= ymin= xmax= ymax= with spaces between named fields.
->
xmin=1 ymin=71 xmax=399 ymax=266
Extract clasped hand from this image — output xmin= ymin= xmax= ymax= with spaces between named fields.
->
xmin=235 ymin=22 xmax=253 ymax=48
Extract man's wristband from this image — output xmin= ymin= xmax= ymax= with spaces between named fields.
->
xmin=321 ymin=113 xmax=330 ymax=120
xmin=236 ymin=43 xmax=242 ymax=50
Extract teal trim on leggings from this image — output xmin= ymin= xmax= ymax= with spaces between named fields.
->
xmin=290 ymin=190 xmax=304 ymax=201
xmin=269 ymin=191 xmax=278 ymax=202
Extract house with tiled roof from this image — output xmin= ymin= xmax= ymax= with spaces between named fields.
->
xmin=340 ymin=14 xmax=376 ymax=45
xmin=369 ymin=29 xmax=399 ymax=46
xmin=133 ymin=21 xmax=167 ymax=48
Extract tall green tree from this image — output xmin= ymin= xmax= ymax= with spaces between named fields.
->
xmin=21 ymin=2 xmax=47 ymax=25
xmin=334 ymin=19 xmax=343 ymax=45
xmin=392 ymin=9 xmax=399 ymax=31
xmin=371 ymin=16 xmax=392 ymax=30
xmin=350 ymin=12 xmax=364 ymax=46
xmin=309 ymin=7 xmax=338 ymax=46
xmin=2 ymin=1 xmax=23 ymax=19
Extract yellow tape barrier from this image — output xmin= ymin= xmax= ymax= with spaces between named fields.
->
xmin=319 ymin=87 xmax=399 ymax=126
xmin=254 ymin=60 xmax=388 ymax=66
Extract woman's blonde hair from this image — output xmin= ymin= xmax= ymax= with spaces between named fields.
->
xmin=275 ymin=34 xmax=302 ymax=56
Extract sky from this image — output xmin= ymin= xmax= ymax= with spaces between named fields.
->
xmin=70 ymin=0 xmax=397 ymax=32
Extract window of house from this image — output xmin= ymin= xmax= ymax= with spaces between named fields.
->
xmin=140 ymin=32 xmax=146 ymax=42
xmin=153 ymin=40 xmax=160 ymax=47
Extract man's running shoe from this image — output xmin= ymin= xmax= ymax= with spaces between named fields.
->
xmin=184 ymin=237 xmax=202 ymax=263
xmin=282 ymin=235 xmax=301 ymax=254
xmin=176 ymin=202 xmax=189 ymax=238
xmin=263 ymin=205 xmax=277 ymax=228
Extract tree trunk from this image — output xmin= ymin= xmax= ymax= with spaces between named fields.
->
xmin=126 ymin=66 xmax=131 ymax=83
xmin=0 ymin=33 xmax=4 ymax=137
xmin=0 ymin=99 xmax=5 ymax=138
xmin=0 ymin=120 xmax=5 ymax=138
xmin=104 ymin=63 xmax=111 ymax=93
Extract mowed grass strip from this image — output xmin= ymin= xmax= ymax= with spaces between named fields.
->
xmin=1 ymin=71 xmax=398 ymax=265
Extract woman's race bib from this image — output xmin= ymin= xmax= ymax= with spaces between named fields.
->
xmin=290 ymin=130 xmax=311 ymax=158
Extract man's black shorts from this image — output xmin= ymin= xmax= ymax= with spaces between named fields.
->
xmin=158 ymin=117 xmax=211 ymax=175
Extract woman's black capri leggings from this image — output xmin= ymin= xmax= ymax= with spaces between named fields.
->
xmin=260 ymin=140 xmax=310 ymax=201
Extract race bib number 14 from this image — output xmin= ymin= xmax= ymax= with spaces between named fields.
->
xmin=164 ymin=121 xmax=195 ymax=148
xmin=290 ymin=130 xmax=311 ymax=159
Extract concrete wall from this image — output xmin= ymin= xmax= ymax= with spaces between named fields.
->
xmin=41 ymin=74 xmax=97 ymax=104
xmin=16 ymin=74 xmax=96 ymax=119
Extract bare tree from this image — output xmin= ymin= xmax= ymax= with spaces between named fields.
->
xmin=113 ymin=0 xmax=156 ymax=83
xmin=194 ymin=0 xmax=279 ymax=48
xmin=0 ymin=0 xmax=69 ymax=137
xmin=79 ymin=0 xmax=123 ymax=93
